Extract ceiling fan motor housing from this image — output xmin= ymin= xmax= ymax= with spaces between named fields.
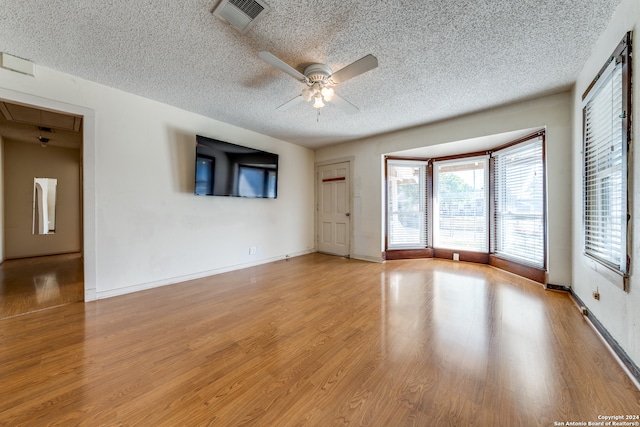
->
xmin=304 ymin=63 xmax=333 ymax=85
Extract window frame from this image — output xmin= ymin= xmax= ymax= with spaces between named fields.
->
xmin=490 ymin=134 xmax=546 ymax=269
xmin=432 ymin=155 xmax=489 ymax=253
xmin=385 ymin=159 xmax=429 ymax=250
xmin=581 ymin=32 xmax=632 ymax=279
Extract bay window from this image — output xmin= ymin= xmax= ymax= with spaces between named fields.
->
xmin=385 ymin=132 xmax=546 ymax=281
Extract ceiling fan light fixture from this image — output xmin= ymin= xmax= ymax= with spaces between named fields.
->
xmin=301 ymin=87 xmax=314 ymax=102
xmin=321 ymin=86 xmax=334 ymax=102
xmin=313 ymin=94 xmax=325 ymax=109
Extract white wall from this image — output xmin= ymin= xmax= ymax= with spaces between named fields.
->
xmin=572 ymin=0 xmax=639 ymax=369
xmin=316 ymin=92 xmax=573 ymax=286
xmin=3 ymin=140 xmax=81 ymax=258
xmin=0 ymin=65 xmax=315 ymax=300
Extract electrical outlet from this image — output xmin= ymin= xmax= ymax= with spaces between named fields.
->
xmin=249 ymin=246 xmax=257 ymax=255
xmin=453 ymin=253 xmax=460 ymax=261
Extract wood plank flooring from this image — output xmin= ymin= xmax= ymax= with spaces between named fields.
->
xmin=0 ymin=253 xmax=638 ymax=426
xmin=0 ymin=253 xmax=84 ymax=319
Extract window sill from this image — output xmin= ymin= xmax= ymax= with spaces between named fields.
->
xmin=582 ymin=254 xmax=628 ymax=292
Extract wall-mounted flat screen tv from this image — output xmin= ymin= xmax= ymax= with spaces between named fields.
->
xmin=195 ymin=135 xmax=278 ymax=198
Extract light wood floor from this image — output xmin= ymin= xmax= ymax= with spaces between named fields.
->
xmin=0 ymin=254 xmax=638 ymax=426
xmin=0 ymin=252 xmax=84 ymax=319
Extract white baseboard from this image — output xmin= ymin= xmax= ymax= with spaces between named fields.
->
xmin=351 ymin=254 xmax=384 ymax=263
xmin=95 ymin=249 xmax=315 ymax=300
xmin=84 ymin=287 xmax=97 ymax=302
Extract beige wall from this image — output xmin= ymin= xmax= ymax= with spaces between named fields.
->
xmin=3 ymin=139 xmax=81 ymax=258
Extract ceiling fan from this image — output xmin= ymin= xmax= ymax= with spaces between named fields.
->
xmin=258 ymin=51 xmax=378 ymax=114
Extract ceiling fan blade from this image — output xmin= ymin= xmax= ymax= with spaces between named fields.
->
xmin=330 ymin=54 xmax=378 ymax=85
xmin=276 ymin=95 xmax=304 ymax=111
xmin=329 ymin=94 xmax=359 ymax=114
xmin=258 ymin=51 xmax=306 ymax=82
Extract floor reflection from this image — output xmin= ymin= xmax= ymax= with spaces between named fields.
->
xmin=33 ymin=272 xmax=62 ymax=304
xmin=381 ymin=271 xmax=431 ymax=361
xmin=497 ymin=285 xmax=553 ymax=404
xmin=0 ymin=253 xmax=83 ymax=318
xmin=432 ymin=269 xmax=488 ymax=377
xmin=380 ymin=259 xmax=556 ymax=409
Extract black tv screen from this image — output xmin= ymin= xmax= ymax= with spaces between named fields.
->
xmin=195 ymin=135 xmax=278 ymax=198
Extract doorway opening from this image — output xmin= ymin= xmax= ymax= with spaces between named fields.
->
xmin=0 ymin=98 xmax=86 ymax=318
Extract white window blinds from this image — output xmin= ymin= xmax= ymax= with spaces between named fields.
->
xmin=387 ymin=160 xmax=428 ymax=248
xmin=433 ymin=157 xmax=488 ymax=252
xmin=583 ymin=58 xmax=627 ymax=273
xmin=492 ymin=137 xmax=545 ymax=267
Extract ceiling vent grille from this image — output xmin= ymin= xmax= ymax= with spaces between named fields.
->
xmin=212 ymin=0 xmax=270 ymax=33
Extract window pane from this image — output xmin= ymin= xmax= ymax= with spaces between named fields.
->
xmin=583 ymin=59 xmax=626 ymax=272
xmin=387 ymin=161 xmax=427 ymax=248
xmin=493 ymin=138 xmax=545 ymax=267
xmin=434 ymin=158 xmax=487 ymax=251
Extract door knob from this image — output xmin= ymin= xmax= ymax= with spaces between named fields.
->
xmin=345 ymin=212 xmax=350 ymax=217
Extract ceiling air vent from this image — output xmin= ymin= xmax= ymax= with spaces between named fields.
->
xmin=212 ymin=0 xmax=270 ymax=33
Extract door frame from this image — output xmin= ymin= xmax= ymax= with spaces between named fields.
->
xmin=315 ymin=157 xmax=354 ymax=258
xmin=0 ymin=87 xmax=97 ymax=301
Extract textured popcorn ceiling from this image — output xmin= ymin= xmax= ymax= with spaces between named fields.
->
xmin=0 ymin=0 xmax=622 ymax=148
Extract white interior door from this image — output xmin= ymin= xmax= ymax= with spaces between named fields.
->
xmin=318 ymin=162 xmax=350 ymax=256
